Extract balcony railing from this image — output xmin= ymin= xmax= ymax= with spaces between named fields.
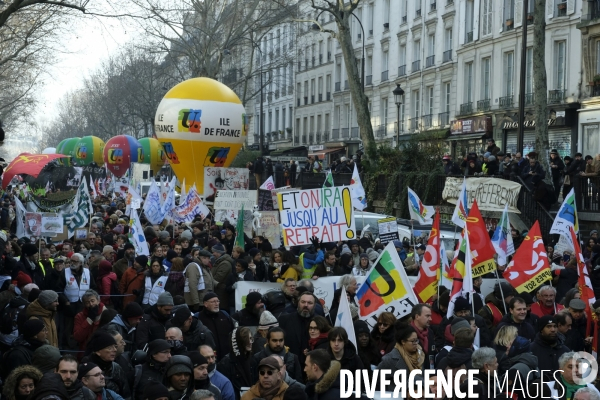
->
xmin=344 ymin=80 xmax=349 ymax=90
xmin=548 ymin=89 xmax=565 ymax=104
xmin=341 ymin=128 xmax=349 ymax=137
xmin=415 ymin=9 xmax=422 ymax=18
xmin=281 ymin=87 xmax=286 ymax=96
xmin=332 ymin=129 xmax=339 ymax=139
xmin=327 ymin=52 xmax=332 ymax=61
xmin=527 ymin=12 xmax=534 ymax=25
xmin=398 ymin=65 xmax=406 ymax=76
xmin=422 ymin=114 xmax=433 ymax=128
xmin=459 ymin=102 xmax=473 ymax=115
xmin=465 ymin=31 xmax=473 ymax=43
xmin=408 ymin=117 xmax=420 ymax=131
xmin=298 ymin=61 xmax=302 ymax=71
xmin=443 ymin=50 xmax=452 ymax=62
xmin=592 ymin=0 xmax=600 ymax=20
xmin=506 ymin=19 xmax=514 ymax=30
xmin=335 ymin=82 xmax=341 ymax=92
xmin=426 ymin=55 xmax=435 ymax=68
xmin=323 ymin=132 xmax=329 ymax=142
xmin=589 ymin=84 xmax=600 ymax=97
xmin=316 ymin=132 xmax=321 ymax=142
xmin=381 ymin=70 xmax=389 ymax=81
xmin=412 ymin=60 xmax=421 ymax=72
xmin=499 ymin=95 xmax=514 ymax=108
xmin=351 ymin=127 xmax=359 ymax=138
xmin=477 ymin=99 xmax=490 ymax=111
xmin=294 ymin=135 xmax=299 ymax=143
xmin=303 ymin=96 xmax=308 ymax=105
xmin=431 ymin=2 xmax=437 ymax=11
xmin=402 ymin=15 xmax=407 ymax=23
xmin=318 ymin=94 xmax=323 ymax=102
xmin=366 ymin=75 xmax=373 ymax=85
xmin=438 ymin=112 xmax=450 ymax=126
xmin=376 ymin=125 xmax=386 ymax=138
xmin=525 ymin=92 xmax=535 ymax=105
xmin=312 ymin=57 xmax=315 ymax=67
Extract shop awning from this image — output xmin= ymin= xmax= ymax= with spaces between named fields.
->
xmin=269 ymin=146 xmax=307 ymax=156
xmin=308 ymin=147 xmax=345 ymax=158
xmin=448 ymin=133 xmax=487 ymax=140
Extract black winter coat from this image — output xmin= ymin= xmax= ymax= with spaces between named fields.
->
xmin=305 ymin=361 xmax=342 ymax=400
xmin=494 ymin=313 xmax=536 ymax=341
xmin=278 ymin=312 xmax=311 ymax=366
xmin=251 ymin=346 xmax=302 ymax=382
xmin=84 ymin=353 xmax=131 ymax=400
xmin=198 ymin=309 xmax=236 ymax=362
xmin=135 ymin=306 xmax=171 ymax=349
xmin=216 ymin=353 xmax=253 ymax=400
xmin=184 ymin=318 xmax=216 ymax=351
xmin=530 ymin=333 xmax=570 ymax=381
xmin=327 ymin=341 xmax=364 ymax=373
xmin=66 ymin=380 xmax=96 ymax=400
xmin=2 ymin=336 xmax=45 ymax=377
xmin=134 ymin=360 xmax=168 ymax=400
xmin=231 ymin=308 xmax=260 ymax=327
xmin=436 ymin=346 xmax=473 ymax=371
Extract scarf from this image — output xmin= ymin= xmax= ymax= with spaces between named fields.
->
xmin=308 ymin=333 xmax=328 ymax=350
xmin=259 ymin=380 xmax=283 ymax=400
xmin=560 ymin=375 xmax=586 ymax=400
xmin=395 ymin=343 xmax=424 ymax=372
xmin=410 ymin=321 xmax=429 ymax=351
xmin=537 ymin=301 xmax=558 ymax=316
xmin=194 ymin=378 xmax=211 ymax=390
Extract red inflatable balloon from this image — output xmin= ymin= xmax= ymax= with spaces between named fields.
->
xmin=103 ymin=135 xmax=142 ymax=178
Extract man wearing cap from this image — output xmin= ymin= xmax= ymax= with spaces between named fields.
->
xmin=136 ymin=291 xmax=175 ymax=348
xmin=232 ymin=292 xmax=264 ymax=327
xmin=436 ymin=296 xmax=493 ymax=349
xmin=17 ymin=242 xmax=45 ymax=287
xmin=251 ymin=327 xmax=302 ymax=383
xmin=43 ymin=255 xmax=65 ymax=291
xmin=210 ymin=244 xmax=234 ymax=311
xmin=478 ymin=282 xmax=516 ymax=329
xmin=199 ymin=292 xmax=236 ymax=362
xmin=104 ymin=302 xmax=145 ymax=354
xmin=187 ymin=351 xmax=223 ymax=400
xmin=114 ymin=243 xmax=135 ymax=281
xmin=403 ymin=244 xmax=425 ymax=276
xmin=79 ymin=362 xmax=125 ymax=400
xmin=183 ymin=250 xmax=215 ymax=311
xmin=25 ymin=289 xmax=59 ymax=347
xmin=564 ymin=298 xmax=589 ymax=352
xmin=133 ymin=339 xmax=173 ymax=400
xmin=120 ymin=254 xmax=148 ymax=308
xmin=494 ymin=297 xmax=536 ymax=341
xmin=2 ymin=319 xmax=48 ymax=374
xmin=242 ymin=356 xmax=288 ymax=400
xmin=163 ymin=355 xmax=196 ymax=400
xmin=168 ymin=306 xmax=216 ymax=351
xmin=530 ymin=315 xmax=570 ymax=380
xmin=530 ymin=285 xmax=565 ymax=318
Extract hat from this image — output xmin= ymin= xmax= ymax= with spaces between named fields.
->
xmin=158 ymin=231 xmax=170 ymax=240
xmin=147 ymin=339 xmax=173 ymax=356
xmin=16 ymin=271 xmax=32 ymax=287
xmin=483 ymin=152 xmax=491 ymax=158
xmin=508 ymin=336 xmax=531 ymax=357
xmin=122 ymin=302 xmax=144 ymax=319
xmin=203 ymin=292 xmax=218 ymax=302
xmin=340 ymin=244 xmax=351 ymax=255
xmin=211 ymin=244 xmax=225 ymax=254
xmin=198 ymin=250 xmax=212 ymax=258
xmin=113 ymin=225 xmax=125 ymax=234
xmin=89 ymin=331 xmax=117 ymax=352
xmin=186 ymin=351 xmax=208 ymax=367
xmin=259 ymin=311 xmax=279 ymax=330
xmin=78 ymin=362 xmax=99 ymax=378
xmin=23 ymin=283 xmax=39 ymax=295
xmin=340 ymin=157 xmax=347 ymax=162
xmin=366 ymin=248 xmax=379 ymax=262
xmin=258 ymin=356 xmax=280 ymax=370
xmin=165 ymin=355 xmax=193 ymax=378
xmin=453 ymin=297 xmax=471 ymax=313
xmin=245 ymin=292 xmax=263 ymax=309
xmin=353 ymin=320 xmax=370 ymax=336
xmin=37 ymin=290 xmax=58 ymax=307
xmin=98 ymin=260 xmax=113 ymax=276
xmin=157 ymin=292 xmax=174 ymax=306
xmin=22 ymin=243 xmax=38 ymax=257
xmin=392 ymin=240 xmax=402 ymax=248
xmin=171 ymin=307 xmax=192 ymax=327
xmin=442 ymin=155 xmax=451 ymax=161
xmin=450 ymin=318 xmax=471 ymax=335
xmin=416 ymin=244 xmax=426 ymax=251
xmin=32 ymin=345 xmax=61 ymax=374
xmin=591 ymin=230 xmax=599 ymax=236
xmin=537 ymin=315 xmax=556 ymax=332
xmin=54 ymin=256 xmax=66 ymax=265
xmin=166 ymin=249 xmax=177 ymax=261
xmin=180 ymin=230 xmax=192 ymax=241
xmin=135 ymin=255 xmax=148 ymax=267
xmin=248 ymin=248 xmax=261 ymax=257
xmin=22 ymin=318 xmax=45 ymax=338
xmin=123 ymin=243 xmax=135 ymax=252
xmin=550 ymin=149 xmax=559 ymax=155
xmin=103 ymin=245 xmax=116 ymax=254
xmin=569 ymin=298 xmax=586 ymax=311
xmin=359 ymin=253 xmax=368 ymax=260
xmin=519 ymin=292 xmax=534 ymax=305
xmin=576 ymin=152 xmax=583 ymax=157
xmin=142 ymin=382 xmax=170 ymax=400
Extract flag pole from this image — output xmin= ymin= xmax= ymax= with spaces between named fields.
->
xmin=495 ymin=272 xmax=508 ymax=314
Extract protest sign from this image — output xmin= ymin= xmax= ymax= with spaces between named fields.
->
xmin=277 ymin=186 xmax=356 ymax=246
xmin=75 ymin=229 xmax=88 ymax=240
xmin=377 ymin=217 xmax=399 ymax=244
xmin=257 ymin=189 xmax=274 ymax=211
xmin=203 ymin=167 xmax=249 ymax=204
xmin=214 ymin=190 xmax=257 ymax=210
xmin=41 ymin=214 xmax=63 ymax=234
xmin=442 ymin=177 xmax=521 ymax=214
xmin=271 ymin=186 xmax=292 ymax=209
xmin=25 ymin=212 xmax=42 ymax=237
xmin=172 ymin=187 xmax=210 ymax=223
xmin=256 ymin=211 xmax=281 ymax=248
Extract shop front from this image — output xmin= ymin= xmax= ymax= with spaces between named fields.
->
xmin=449 ymin=115 xmax=493 ymax=159
xmin=497 ymin=107 xmax=577 ymax=158
xmin=307 ymin=145 xmax=346 ymax=167
xmin=578 ymin=98 xmax=600 ymax=156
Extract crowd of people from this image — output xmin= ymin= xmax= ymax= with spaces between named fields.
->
xmin=0 ymin=187 xmax=598 ymax=400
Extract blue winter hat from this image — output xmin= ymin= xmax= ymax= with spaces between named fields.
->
xmin=508 ymin=336 xmax=531 ymax=358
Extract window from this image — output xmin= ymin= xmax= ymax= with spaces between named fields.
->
xmin=444 ymin=82 xmax=451 ymax=113
xmin=367 ymin=56 xmax=373 ymax=75
xmin=399 ymin=45 xmax=406 ymax=65
xmin=282 ymin=109 xmax=286 ymax=133
xmin=465 ymin=62 xmax=473 ymax=102
xmin=288 ymin=63 xmax=293 ymax=86
xmin=445 ymin=28 xmax=452 ymax=51
xmin=275 ymin=109 xmax=279 ymax=132
xmin=504 ymin=0 xmax=515 ymax=29
xmin=414 ymin=40 xmax=421 ymax=61
xmin=555 ymin=41 xmax=566 ymax=90
xmin=504 ymin=52 xmax=514 ymax=96
xmin=428 ymin=34 xmax=435 ymax=57
xmin=382 ymin=51 xmax=389 ymax=71
xmin=481 ymin=57 xmax=491 ymax=99
xmin=325 ymin=113 xmax=330 ymax=132
xmin=384 ymin=0 xmax=390 ymax=24
xmin=413 ymin=90 xmax=420 ymax=118
xmin=526 ymin=48 xmax=533 ymax=94
xmin=382 ymin=98 xmax=388 ymax=130
xmin=399 ymin=103 xmax=405 ymax=132
xmin=367 ymin=3 xmax=374 ymax=34
xmin=268 ymin=111 xmax=272 ymax=132
xmin=427 ymin=86 xmax=434 ymax=115
xmin=482 ymin=0 xmax=493 ymax=36
xmin=465 ymin=0 xmax=474 ymax=41
xmin=596 ymin=41 xmax=600 ymax=74
xmin=289 ymin=106 xmax=293 ymax=128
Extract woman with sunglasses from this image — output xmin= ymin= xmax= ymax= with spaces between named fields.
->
xmin=304 ymin=316 xmax=331 ymax=356
xmin=327 ymin=327 xmax=364 ymax=373
xmin=371 ymin=311 xmax=396 ymax=358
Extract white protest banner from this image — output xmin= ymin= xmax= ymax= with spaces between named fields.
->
xmin=129 ymin=211 xmax=149 ymax=256
xmin=256 ymin=211 xmax=281 ymax=248
xmin=271 ymin=186 xmax=292 ymax=209
xmin=172 ymin=186 xmax=210 ymax=223
xmin=143 ymin=180 xmax=165 ymax=225
xmin=377 ymin=217 xmax=399 ymax=244
xmin=442 ymin=177 xmax=521 ymax=214
xmin=203 ymin=167 xmax=249 ymax=203
xmin=214 ymin=190 xmax=257 ymax=210
xmin=41 ymin=214 xmax=63 ymax=234
xmin=75 ymin=229 xmax=88 ymax=240
xmin=278 ymin=186 xmax=356 ymax=246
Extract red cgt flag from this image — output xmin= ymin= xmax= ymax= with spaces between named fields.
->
xmin=569 ymin=226 xmax=597 ymax=339
xmin=414 ymin=211 xmax=441 ymax=302
xmin=465 ymin=200 xmax=497 ymax=278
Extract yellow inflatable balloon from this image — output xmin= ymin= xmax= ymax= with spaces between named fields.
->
xmin=154 ymin=78 xmax=247 ymax=195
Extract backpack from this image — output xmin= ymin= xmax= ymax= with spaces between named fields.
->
xmin=110 ymin=279 xmax=123 ymax=311
xmin=0 ymin=301 xmax=26 ymax=335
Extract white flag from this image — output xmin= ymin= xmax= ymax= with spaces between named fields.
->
xmin=335 ymin=286 xmax=357 ymax=350
xmin=89 ymin=179 xmax=97 ymax=199
xmin=180 ymin=178 xmax=186 ymax=206
xmin=143 ymin=180 xmax=165 ymax=225
xmin=451 ymin=178 xmax=469 ymax=228
xmin=350 ymin=163 xmax=367 ymax=211
xmin=161 ymin=176 xmax=177 ymax=216
xmin=439 ymin=240 xmax=453 ymax=290
xmin=407 ymin=187 xmax=434 ymax=224
xmin=491 ymin=203 xmax=515 ymax=266
xmin=14 ymin=197 xmax=28 ymax=239
xmin=129 ymin=210 xmax=150 ymax=256
xmin=260 ymin=176 xmax=275 ymax=191
xmin=550 ymin=187 xmax=579 ymax=236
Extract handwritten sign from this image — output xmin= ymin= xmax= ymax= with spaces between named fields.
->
xmin=442 ymin=177 xmax=521 ymax=214
xmin=277 ymin=186 xmax=356 ymax=246
xmin=172 ymin=187 xmax=210 ymax=223
xmin=214 ymin=190 xmax=257 ymax=210
xmin=203 ymin=167 xmax=249 ymax=204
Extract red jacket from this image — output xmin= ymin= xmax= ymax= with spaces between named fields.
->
xmin=530 ymin=301 xmax=564 ymax=317
xmin=119 ymin=267 xmax=145 ymax=307
xmin=100 ymin=272 xmax=117 ymax=305
xmin=74 ymin=302 xmax=106 ymax=350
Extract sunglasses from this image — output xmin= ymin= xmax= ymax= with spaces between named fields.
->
xmin=378 ymin=322 xmax=390 ymax=327
xmin=259 ymin=369 xmax=276 ymax=376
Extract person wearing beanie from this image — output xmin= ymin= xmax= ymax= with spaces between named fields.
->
xmin=231 ymin=292 xmax=263 ymax=327
xmin=2 ymin=319 xmax=48 ymax=374
xmin=73 ymin=289 xmax=107 ymax=351
xmin=16 ymin=242 xmax=44 ymax=287
xmin=530 ymin=315 xmax=570 ymax=381
xmin=31 ymin=344 xmax=61 ymax=374
xmin=163 ymin=355 xmax=195 ymax=400
xmin=354 ymin=320 xmax=379 ymax=376
xmin=250 ymin=326 xmax=302 ymax=383
xmin=119 ymin=251 xmax=148 ymax=308
xmin=183 ymin=250 xmax=215 ymax=310
xmin=16 ymin=271 xmax=32 ymax=288
xmin=79 ymin=362 xmax=125 ymax=400
xmin=142 ymin=381 xmax=170 ymax=400
xmin=339 ymin=244 xmax=351 ymax=256
xmin=187 ymin=351 xmax=222 ymax=399
xmin=210 ymin=243 xmax=234 ymax=312
xmin=97 ymin=259 xmax=117 ymax=307
xmin=241 ymin=356 xmax=289 ymax=400
xmin=135 ymin=290 xmax=174 ymax=349
xmin=217 ymin=327 xmax=255 ymax=400
xmin=25 ymin=290 xmax=59 ymax=347
xmin=252 ymin=310 xmax=279 ymax=353
xmin=82 ymin=330 xmax=131 ymax=399
xmin=352 ymin=253 xmax=371 ymax=276
xmin=104 ymin=302 xmax=145 ymax=355
xmin=142 ymin=257 xmax=169 ymax=308
xmin=113 ymin=243 xmax=135 ymax=281
xmin=133 ymin=339 xmax=173 ymax=400
xmin=166 ymin=306 xmax=216 ymax=352
xmin=163 ymin=249 xmax=178 ymax=272
xmin=437 ymin=295 xmax=493 ymax=349
xmin=199 ymin=292 xmax=236 ymax=363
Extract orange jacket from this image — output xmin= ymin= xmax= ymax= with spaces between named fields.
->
xmin=119 ymin=267 xmax=145 ymax=307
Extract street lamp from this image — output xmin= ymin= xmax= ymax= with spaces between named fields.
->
xmin=393 ymin=84 xmax=404 ymax=149
xmin=312 ymin=13 xmax=365 ymax=91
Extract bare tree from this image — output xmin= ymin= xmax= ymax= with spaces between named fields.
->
xmin=0 ymin=0 xmax=89 ymax=29
xmin=533 ymin=0 xmax=551 ymax=182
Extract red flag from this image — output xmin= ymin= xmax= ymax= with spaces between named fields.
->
xmin=503 ymin=221 xmax=552 ymax=293
xmin=465 ymin=200 xmax=497 ymax=277
xmin=414 ymin=211 xmax=441 ymax=302
xmin=570 ymin=226 xmax=597 ymax=337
